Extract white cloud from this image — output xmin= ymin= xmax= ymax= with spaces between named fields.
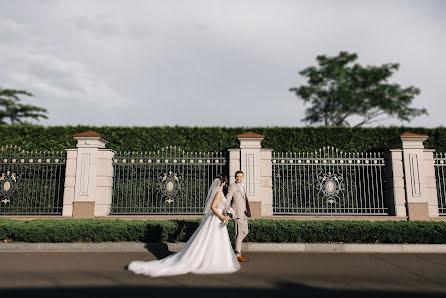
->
xmin=0 ymin=0 xmax=444 ymax=126
xmin=0 ymin=18 xmax=130 ymax=109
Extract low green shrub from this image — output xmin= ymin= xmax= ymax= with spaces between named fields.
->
xmin=0 ymin=218 xmax=177 ymax=242
xmin=1 ymin=218 xmax=445 ymax=244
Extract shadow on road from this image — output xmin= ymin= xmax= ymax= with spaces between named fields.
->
xmin=144 ymin=243 xmax=175 ymax=260
xmin=0 ymin=282 xmax=443 ymax=298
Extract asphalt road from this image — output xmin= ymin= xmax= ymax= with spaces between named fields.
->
xmin=1 ymin=250 xmax=445 ymax=297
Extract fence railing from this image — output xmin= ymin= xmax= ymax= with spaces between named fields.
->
xmin=434 ymin=152 xmax=446 ymax=215
xmin=0 ymin=145 xmax=66 ymax=215
xmin=111 ymin=146 xmax=227 ymax=214
xmin=272 ymin=146 xmax=387 ymax=215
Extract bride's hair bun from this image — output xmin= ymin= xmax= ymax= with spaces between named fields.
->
xmin=215 ymin=173 xmax=228 ymax=185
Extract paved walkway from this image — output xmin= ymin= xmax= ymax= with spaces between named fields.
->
xmin=2 ymin=242 xmax=446 ymax=253
xmin=0 ymin=251 xmax=445 ymax=297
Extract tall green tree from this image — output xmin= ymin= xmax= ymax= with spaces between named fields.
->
xmin=0 ymin=89 xmax=48 ymax=124
xmin=289 ymin=51 xmax=427 ymax=127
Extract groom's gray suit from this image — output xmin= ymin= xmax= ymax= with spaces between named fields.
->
xmin=225 ymin=182 xmax=249 ymax=257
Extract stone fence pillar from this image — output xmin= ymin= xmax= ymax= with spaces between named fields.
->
xmin=228 ymin=148 xmax=240 ymax=185
xmin=260 ymin=148 xmax=273 ymax=216
xmin=227 ymin=132 xmax=273 ymax=218
xmin=384 ymin=149 xmax=407 ymax=217
xmin=389 ymin=132 xmax=439 ymax=220
xmin=62 ymin=131 xmax=114 ymax=218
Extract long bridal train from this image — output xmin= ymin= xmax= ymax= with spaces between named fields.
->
xmin=127 ymin=179 xmax=240 ymax=277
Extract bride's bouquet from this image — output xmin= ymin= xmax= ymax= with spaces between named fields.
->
xmin=219 ymin=207 xmax=236 ymax=228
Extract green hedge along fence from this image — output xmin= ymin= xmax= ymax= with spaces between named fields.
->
xmin=1 ymin=125 xmax=446 ymax=153
xmin=1 ymin=219 xmax=445 ymax=244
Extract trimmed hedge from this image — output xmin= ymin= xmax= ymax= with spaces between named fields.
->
xmin=1 ymin=218 xmax=446 ymax=244
xmin=1 ymin=124 xmax=446 ymax=153
xmin=0 ymin=219 xmax=177 ymax=243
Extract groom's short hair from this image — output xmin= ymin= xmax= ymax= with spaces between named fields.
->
xmin=235 ymin=170 xmax=244 ymax=177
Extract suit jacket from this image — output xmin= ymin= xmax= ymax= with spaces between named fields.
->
xmin=225 ymin=183 xmax=247 ymax=220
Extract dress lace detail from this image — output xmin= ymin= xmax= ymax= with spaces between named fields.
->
xmin=216 ymin=191 xmax=227 ymax=210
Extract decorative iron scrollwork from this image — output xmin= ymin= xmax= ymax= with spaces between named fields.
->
xmin=316 ymin=171 xmax=344 ymax=205
xmin=157 ymin=171 xmax=183 ymax=204
xmin=0 ymin=170 xmax=19 ymax=204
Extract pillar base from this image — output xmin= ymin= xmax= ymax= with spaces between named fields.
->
xmin=248 ymin=201 xmax=261 ymax=219
xmin=73 ymin=202 xmax=95 ymax=218
xmin=407 ymin=202 xmax=429 ymax=221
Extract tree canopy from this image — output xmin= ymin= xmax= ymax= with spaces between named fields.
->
xmin=289 ymin=51 xmax=427 ymax=127
xmin=0 ymin=88 xmax=48 ymax=124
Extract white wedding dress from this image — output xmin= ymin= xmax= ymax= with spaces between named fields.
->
xmin=128 ymin=180 xmax=241 ymax=277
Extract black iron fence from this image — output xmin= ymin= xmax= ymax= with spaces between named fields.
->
xmin=111 ymin=146 xmax=227 ymax=214
xmin=272 ymin=146 xmax=388 ymax=215
xmin=434 ymin=152 xmax=446 ymax=215
xmin=0 ymin=145 xmax=66 ymax=215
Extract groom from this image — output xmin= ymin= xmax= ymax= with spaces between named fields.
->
xmin=225 ymin=170 xmax=250 ymax=262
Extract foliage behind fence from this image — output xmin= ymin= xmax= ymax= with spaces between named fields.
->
xmin=1 ymin=125 xmax=446 ymax=152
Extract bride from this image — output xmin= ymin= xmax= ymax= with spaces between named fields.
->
xmin=127 ymin=175 xmax=241 ymax=276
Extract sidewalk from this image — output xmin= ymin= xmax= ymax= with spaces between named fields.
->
xmin=1 ymin=242 xmax=446 ymax=253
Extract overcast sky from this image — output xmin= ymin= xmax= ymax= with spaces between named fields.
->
xmin=1 ymin=0 xmax=445 ymax=127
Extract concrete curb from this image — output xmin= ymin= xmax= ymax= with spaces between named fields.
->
xmin=1 ymin=242 xmax=446 ymax=253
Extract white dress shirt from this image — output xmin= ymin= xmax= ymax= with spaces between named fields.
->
xmin=238 ymin=183 xmax=245 ymax=197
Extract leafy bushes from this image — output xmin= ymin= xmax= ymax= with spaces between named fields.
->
xmin=1 ymin=125 xmax=446 ymax=153
xmin=0 ymin=219 xmax=176 ymax=243
xmin=244 ymin=220 xmax=446 ymax=244
xmin=1 ymin=218 xmax=446 ymax=244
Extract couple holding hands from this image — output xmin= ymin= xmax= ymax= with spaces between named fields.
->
xmin=128 ymin=171 xmax=251 ymax=277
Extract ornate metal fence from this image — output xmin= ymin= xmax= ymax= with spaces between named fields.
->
xmin=272 ymin=146 xmax=388 ymax=215
xmin=434 ymin=153 xmax=446 ymax=215
xmin=111 ymin=146 xmax=227 ymax=214
xmin=0 ymin=145 xmax=66 ymax=215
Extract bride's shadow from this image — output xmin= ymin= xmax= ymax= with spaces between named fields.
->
xmin=144 ymin=243 xmax=176 ymax=260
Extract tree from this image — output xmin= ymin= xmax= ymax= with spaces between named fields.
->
xmin=289 ymin=51 xmax=427 ymax=127
xmin=0 ymin=89 xmax=48 ymax=124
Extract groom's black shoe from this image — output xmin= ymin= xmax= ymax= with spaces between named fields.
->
xmin=237 ymin=256 xmax=248 ymax=262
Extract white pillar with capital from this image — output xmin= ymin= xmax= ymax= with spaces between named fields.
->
xmin=62 ymin=131 xmax=114 ymax=218
xmin=237 ymin=132 xmax=270 ymax=218
xmin=389 ymin=132 xmax=439 ymax=220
